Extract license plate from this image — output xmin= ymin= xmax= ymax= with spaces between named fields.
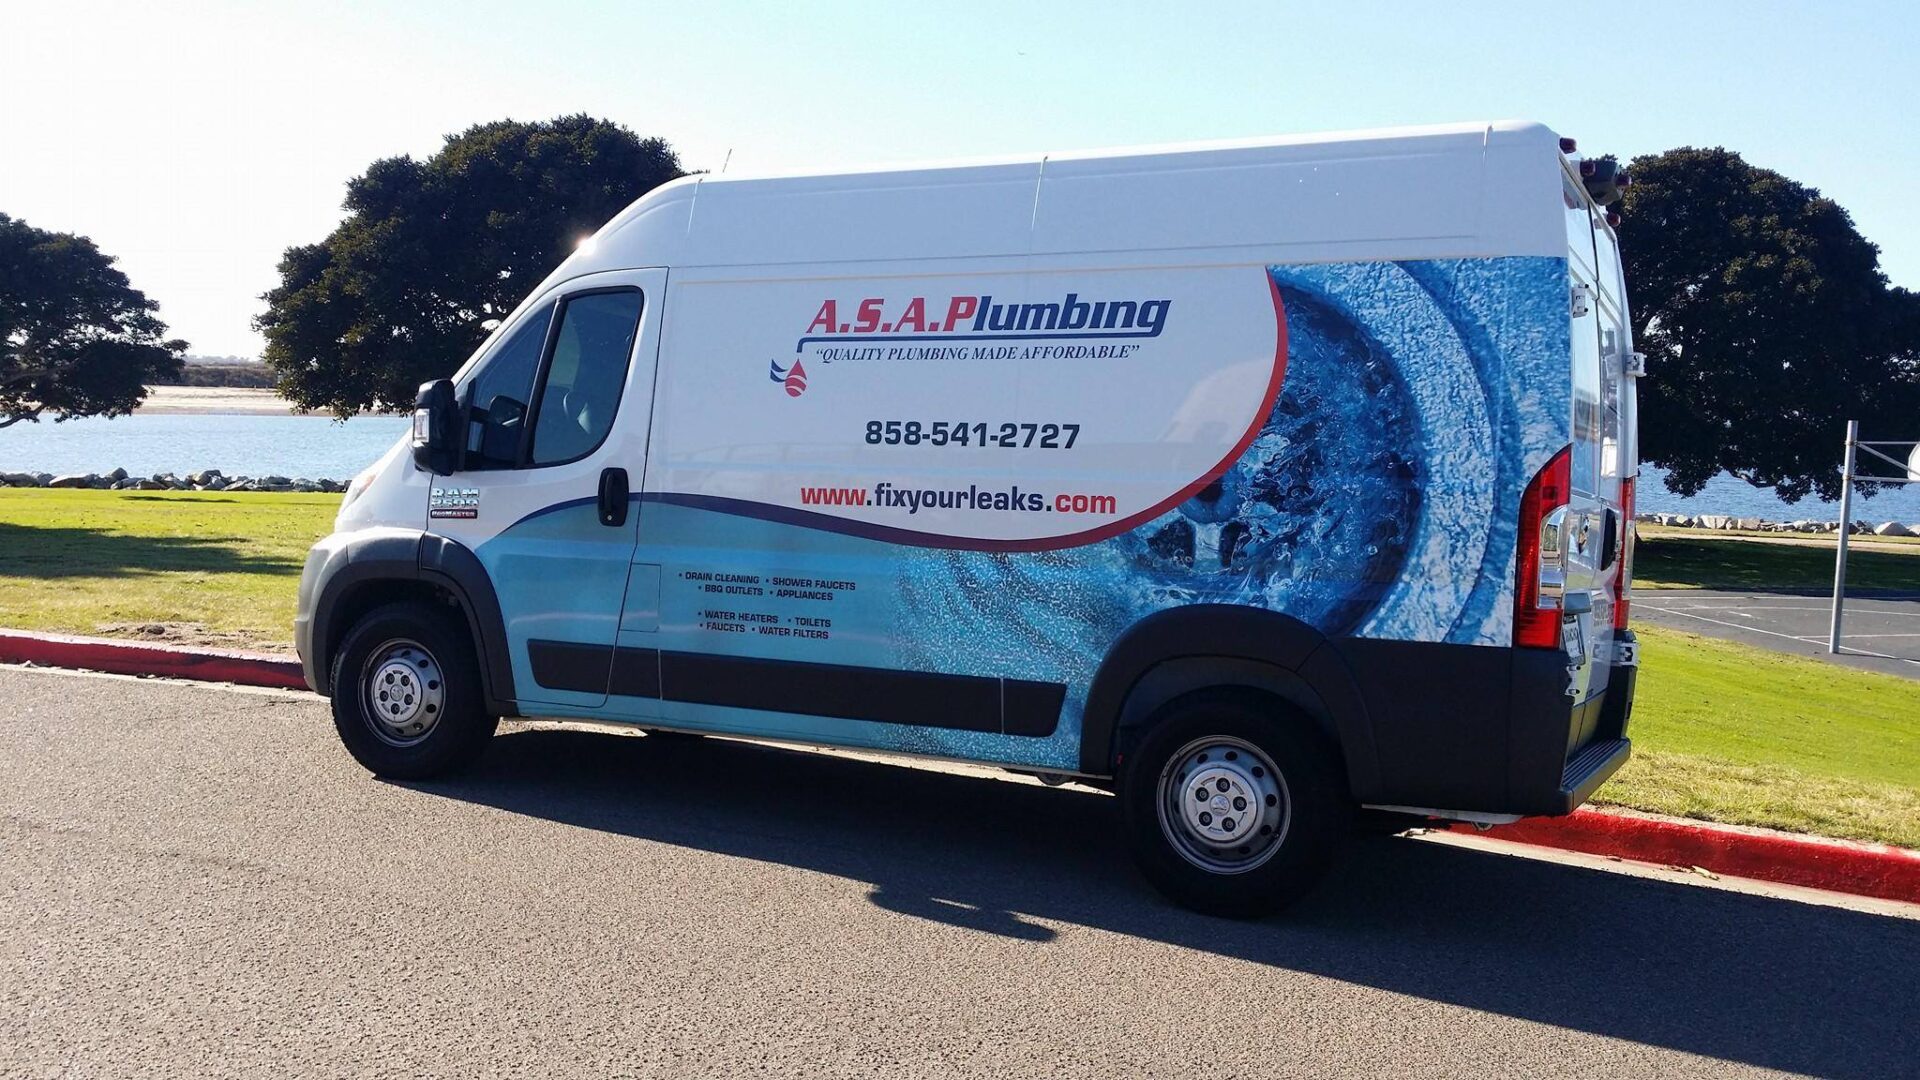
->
xmin=1562 ymin=617 xmax=1588 ymax=667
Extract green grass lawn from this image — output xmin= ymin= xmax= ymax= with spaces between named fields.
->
xmin=0 ymin=488 xmax=340 ymax=650
xmin=1596 ymin=625 xmax=1920 ymax=847
xmin=1 ymin=489 xmax=1915 ymax=846
xmin=1635 ymin=531 xmax=1920 ymax=592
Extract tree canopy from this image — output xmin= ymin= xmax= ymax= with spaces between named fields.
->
xmin=257 ymin=115 xmax=684 ymax=416
xmin=0 ymin=213 xmax=185 ymax=428
xmin=1618 ymin=147 xmax=1920 ymax=501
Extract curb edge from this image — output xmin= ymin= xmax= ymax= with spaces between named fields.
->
xmin=1453 ymin=808 xmax=1920 ymax=906
xmin=0 ymin=629 xmax=307 ymax=691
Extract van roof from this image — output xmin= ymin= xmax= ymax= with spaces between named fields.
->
xmin=554 ymin=119 xmax=1570 ymax=282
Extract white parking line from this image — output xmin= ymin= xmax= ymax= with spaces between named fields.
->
xmin=1646 ymin=603 xmax=1920 ymax=615
xmin=1641 ymin=607 xmax=1920 ymax=666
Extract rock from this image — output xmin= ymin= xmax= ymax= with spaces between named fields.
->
xmin=134 ymin=478 xmax=169 ymax=490
xmin=109 ymin=478 xmax=137 ymax=490
xmin=261 ymin=475 xmax=291 ymax=487
xmin=1697 ymin=515 xmax=1730 ymax=530
xmin=1734 ymin=517 xmax=1762 ymax=531
xmin=47 ymin=474 xmax=96 ymax=488
xmin=108 ymin=467 xmax=128 ymax=481
xmin=291 ymin=479 xmax=321 ymax=493
xmin=1873 ymin=521 xmax=1915 ymax=537
xmin=1 ymin=471 xmax=39 ymax=487
xmin=202 ymin=476 xmax=228 ymax=490
xmin=87 ymin=477 xmax=115 ymax=489
xmin=190 ymin=469 xmax=222 ymax=485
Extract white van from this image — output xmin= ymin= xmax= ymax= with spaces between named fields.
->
xmin=296 ymin=120 xmax=1642 ymax=916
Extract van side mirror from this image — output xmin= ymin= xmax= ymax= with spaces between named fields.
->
xmin=412 ymin=379 xmax=460 ymax=475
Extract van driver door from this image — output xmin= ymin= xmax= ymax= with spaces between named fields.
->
xmin=428 ymin=268 xmax=666 ymax=710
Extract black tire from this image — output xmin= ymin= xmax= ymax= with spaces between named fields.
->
xmin=328 ymin=602 xmax=497 ymax=779
xmin=1120 ymin=690 xmax=1350 ymax=918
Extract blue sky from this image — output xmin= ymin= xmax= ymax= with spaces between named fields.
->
xmin=3 ymin=0 xmax=1916 ymax=356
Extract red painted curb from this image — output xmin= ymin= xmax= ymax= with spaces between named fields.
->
xmin=1456 ymin=808 xmax=1920 ymax=906
xmin=0 ymin=629 xmax=307 ymax=691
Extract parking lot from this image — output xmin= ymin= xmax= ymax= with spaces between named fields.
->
xmin=3 ymin=665 xmax=1918 ymax=1078
xmin=1637 ymin=589 xmax=1920 ymax=678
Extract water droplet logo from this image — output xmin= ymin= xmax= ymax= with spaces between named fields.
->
xmin=769 ymin=359 xmax=808 ymax=398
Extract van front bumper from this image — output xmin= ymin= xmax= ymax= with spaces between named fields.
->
xmin=293 ymin=534 xmax=356 ymax=694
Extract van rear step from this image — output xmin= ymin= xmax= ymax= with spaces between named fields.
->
xmin=1559 ymin=737 xmax=1631 ymax=813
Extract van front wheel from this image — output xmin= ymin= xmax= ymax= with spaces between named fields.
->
xmin=1120 ymin=692 xmax=1349 ymax=917
xmin=329 ymin=603 xmax=496 ymax=779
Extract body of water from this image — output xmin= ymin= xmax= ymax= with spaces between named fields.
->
xmin=2 ymin=411 xmax=1917 ymax=522
xmin=0 ymin=413 xmax=410 ymax=481
xmin=1633 ymin=467 xmax=1920 ymax=523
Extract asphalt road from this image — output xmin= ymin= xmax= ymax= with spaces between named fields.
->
xmin=1637 ymin=589 xmax=1920 ymax=679
xmin=3 ymin=668 xmax=1918 ymax=1078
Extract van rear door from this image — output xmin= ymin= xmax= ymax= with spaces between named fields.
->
xmin=1564 ymin=263 xmax=1610 ymax=709
xmin=1593 ymin=216 xmax=1637 ymax=644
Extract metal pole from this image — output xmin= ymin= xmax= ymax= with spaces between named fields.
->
xmin=1828 ymin=420 xmax=1858 ymax=653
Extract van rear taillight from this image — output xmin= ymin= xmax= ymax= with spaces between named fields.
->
xmin=1514 ymin=447 xmax=1572 ymax=649
xmin=1612 ymin=476 xmax=1636 ymax=630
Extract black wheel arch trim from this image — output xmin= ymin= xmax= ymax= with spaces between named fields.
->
xmin=1078 ymin=604 xmax=1383 ymax=799
xmin=302 ymin=530 xmax=517 ymax=715
xmin=418 ymin=534 xmax=518 ymax=714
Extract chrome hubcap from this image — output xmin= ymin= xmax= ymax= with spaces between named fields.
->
xmin=361 ymin=639 xmax=444 ymax=747
xmin=1156 ymin=735 xmax=1290 ymax=874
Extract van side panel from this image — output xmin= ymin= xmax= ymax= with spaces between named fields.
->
xmin=470 ymin=255 xmax=1570 ymax=773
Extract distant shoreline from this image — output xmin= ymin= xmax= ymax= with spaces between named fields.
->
xmin=137 ymin=386 xmax=397 ymax=418
xmin=139 ymin=386 xmax=298 ymax=416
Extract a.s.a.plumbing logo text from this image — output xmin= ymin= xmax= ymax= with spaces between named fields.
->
xmin=793 ymin=292 xmax=1171 ymax=364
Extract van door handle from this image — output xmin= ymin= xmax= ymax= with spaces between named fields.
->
xmin=1599 ymin=507 xmax=1620 ymax=569
xmin=597 ymin=467 xmax=629 ymax=527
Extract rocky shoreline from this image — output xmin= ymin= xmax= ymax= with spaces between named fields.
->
xmin=1637 ymin=513 xmax=1918 ymax=537
xmin=0 ymin=469 xmax=345 ymax=493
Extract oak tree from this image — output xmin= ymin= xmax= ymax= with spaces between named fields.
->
xmin=0 ymin=213 xmax=185 ymax=428
xmin=1618 ymin=148 xmax=1920 ymax=501
xmin=257 ymin=115 xmax=683 ymax=416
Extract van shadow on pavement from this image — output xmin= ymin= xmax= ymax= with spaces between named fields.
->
xmin=414 ymin=727 xmax=1920 ymax=1079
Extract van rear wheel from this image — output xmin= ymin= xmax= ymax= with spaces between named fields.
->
xmin=329 ymin=603 xmax=496 ymax=779
xmin=1120 ymin=692 xmax=1349 ymax=917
